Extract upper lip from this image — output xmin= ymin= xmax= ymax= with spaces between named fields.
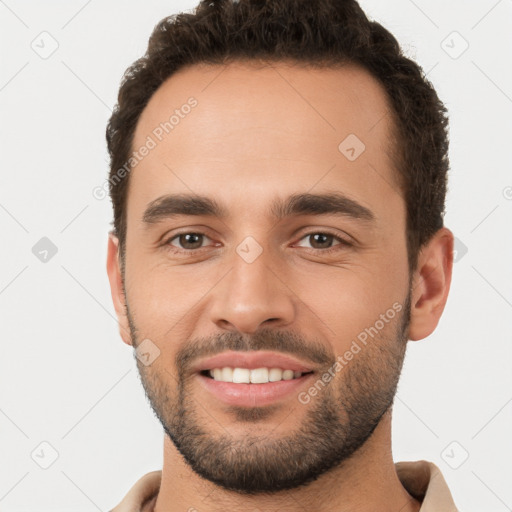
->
xmin=193 ymin=351 xmax=316 ymax=373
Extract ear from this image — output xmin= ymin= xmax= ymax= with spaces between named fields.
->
xmin=106 ymin=233 xmax=133 ymax=346
xmin=408 ymin=227 xmax=454 ymax=341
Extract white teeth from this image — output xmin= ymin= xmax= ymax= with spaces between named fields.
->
xmin=232 ymin=368 xmax=250 ymax=383
xmin=268 ymin=368 xmax=283 ymax=382
xmin=282 ymin=370 xmax=294 ymax=380
xmin=205 ymin=367 xmax=309 ymax=383
xmin=250 ymin=367 xmax=269 ymax=383
xmin=222 ymin=367 xmax=233 ymax=381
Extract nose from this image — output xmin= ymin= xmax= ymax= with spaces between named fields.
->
xmin=208 ymin=247 xmax=296 ymax=334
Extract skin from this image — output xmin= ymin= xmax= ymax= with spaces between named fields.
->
xmin=107 ymin=60 xmax=453 ymax=512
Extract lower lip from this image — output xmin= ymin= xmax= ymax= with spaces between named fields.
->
xmin=196 ymin=372 xmax=315 ymax=407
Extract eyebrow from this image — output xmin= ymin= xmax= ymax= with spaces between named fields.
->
xmin=142 ymin=192 xmax=375 ymax=226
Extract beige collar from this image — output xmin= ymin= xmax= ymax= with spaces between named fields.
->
xmin=110 ymin=460 xmax=458 ymax=511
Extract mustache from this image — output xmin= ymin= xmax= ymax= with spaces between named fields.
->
xmin=175 ymin=328 xmax=333 ymax=375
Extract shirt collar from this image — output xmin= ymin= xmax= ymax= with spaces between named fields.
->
xmin=110 ymin=460 xmax=458 ymax=511
xmin=396 ymin=460 xmax=459 ymax=511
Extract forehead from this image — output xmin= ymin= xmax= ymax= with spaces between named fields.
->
xmin=128 ymin=60 xmax=402 ymax=225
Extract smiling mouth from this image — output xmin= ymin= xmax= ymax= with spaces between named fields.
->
xmin=199 ymin=367 xmax=315 ymax=384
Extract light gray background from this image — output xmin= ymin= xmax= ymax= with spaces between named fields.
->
xmin=0 ymin=1 xmax=511 ymax=511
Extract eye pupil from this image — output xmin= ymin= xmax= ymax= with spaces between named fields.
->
xmin=310 ymin=233 xmax=332 ymax=248
xmin=180 ymin=233 xmax=203 ymax=249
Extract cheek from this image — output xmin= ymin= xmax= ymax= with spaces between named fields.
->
xmin=125 ymin=258 xmax=220 ymax=335
xmin=292 ymin=259 xmax=405 ymax=348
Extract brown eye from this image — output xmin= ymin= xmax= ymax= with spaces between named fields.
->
xmin=296 ymin=231 xmax=349 ymax=251
xmin=307 ymin=233 xmax=335 ymax=249
xmin=168 ymin=233 xmax=209 ymax=250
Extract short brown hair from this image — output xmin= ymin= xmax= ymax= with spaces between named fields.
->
xmin=106 ymin=0 xmax=449 ymax=274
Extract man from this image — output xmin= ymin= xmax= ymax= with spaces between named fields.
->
xmin=106 ymin=0 xmax=457 ymax=510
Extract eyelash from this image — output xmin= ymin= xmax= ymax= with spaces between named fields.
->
xmin=162 ymin=230 xmax=352 ymax=255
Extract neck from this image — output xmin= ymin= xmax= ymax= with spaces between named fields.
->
xmin=154 ymin=411 xmax=421 ymax=512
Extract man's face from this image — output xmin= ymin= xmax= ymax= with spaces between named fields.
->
xmin=118 ymin=61 xmax=412 ymax=493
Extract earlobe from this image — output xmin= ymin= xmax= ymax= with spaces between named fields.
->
xmin=106 ymin=233 xmax=133 ymax=346
xmin=408 ymin=227 xmax=454 ymax=341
